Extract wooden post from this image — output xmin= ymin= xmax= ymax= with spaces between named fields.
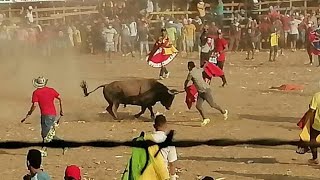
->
xmin=304 ymin=0 xmax=307 ymax=15
xmin=8 ymin=6 xmax=12 ymax=19
xmin=186 ymin=1 xmax=189 ymax=19
xmin=171 ymin=0 xmax=174 ymax=18
xmin=63 ymin=4 xmax=66 ymax=23
xmin=35 ymin=6 xmax=39 ymax=25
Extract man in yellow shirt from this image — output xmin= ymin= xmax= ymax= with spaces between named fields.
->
xmin=269 ymin=28 xmax=279 ymax=62
xmin=308 ymin=91 xmax=320 ymax=165
xmin=183 ymin=19 xmax=196 ymax=54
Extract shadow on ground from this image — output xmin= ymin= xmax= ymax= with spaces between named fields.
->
xmin=180 ymin=156 xmax=278 ymax=164
xmin=214 ymin=170 xmax=317 ymax=180
xmin=239 ymin=114 xmax=298 ymax=123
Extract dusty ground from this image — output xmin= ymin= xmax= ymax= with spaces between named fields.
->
xmin=1 ymin=49 xmax=320 ymax=180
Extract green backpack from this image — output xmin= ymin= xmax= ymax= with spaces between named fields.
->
xmin=121 ymin=132 xmax=150 ymax=180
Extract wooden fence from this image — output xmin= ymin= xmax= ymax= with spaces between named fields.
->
xmin=0 ymin=5 xmax=98 ymax=24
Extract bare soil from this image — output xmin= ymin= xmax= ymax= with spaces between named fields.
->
xmin=1 ymin=50 xmax=320 ymax=180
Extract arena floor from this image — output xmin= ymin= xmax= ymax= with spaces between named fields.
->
xmin=1 ymin=50 xmax=320 ymax=180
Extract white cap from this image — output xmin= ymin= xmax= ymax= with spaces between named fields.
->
xmin=28 ymin=6 xmax=33 ymax=10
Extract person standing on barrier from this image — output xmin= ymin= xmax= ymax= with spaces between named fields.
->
xmin=184 ymin=61 xmax=228 ymax=126
xmin=307 ymin=91 xmax=320 ymax=165
xmin=21 ymin=77 xmax=65 ymax=157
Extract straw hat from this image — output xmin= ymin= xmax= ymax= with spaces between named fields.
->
xmin=32 ymin=76 xmax=48 ymax=88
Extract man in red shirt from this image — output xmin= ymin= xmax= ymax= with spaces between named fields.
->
xmin=21 ymin=76 xmax=64 ymax=157
xmin=214 ymin=29 xmax=228 ymax=87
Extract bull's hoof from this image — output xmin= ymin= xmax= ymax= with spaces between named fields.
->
xmin=134 ymin=114 xmax=141 ymax=119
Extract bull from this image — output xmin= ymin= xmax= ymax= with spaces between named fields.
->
xmin=80 ymin=78 xmax=182 ymax=120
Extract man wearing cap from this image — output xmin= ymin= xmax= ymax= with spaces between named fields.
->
xmin=65 ymin=165 xmax=81 ymax=180
xmin=23 ymin=149 xmax=51 ymax=180
xmin=21 ymin=77 xmax=64 ymax=157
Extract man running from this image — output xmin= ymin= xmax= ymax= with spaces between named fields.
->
xmin=184 ymin=61 xmax=228 ymax=126
xmin=21 ymin=76 xmax=64 ymax=157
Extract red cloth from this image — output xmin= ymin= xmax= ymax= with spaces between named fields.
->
xmin=214 ymin=37 xmax=228 ymax=62
xmin=297 ymin=112 xmax=308 ymax=129
xmin=185 ymin=62 xmax=223 ymax=109
xmin=65 ymin=165 xmax=81 ymax=180
xmin=185 ymin=85 xmax=198 ymax=110
xmin=309 ymin=32 xmax=320 ymax=55
xmin=203 ymin=62 xmax=224 ymax=78
xmin=32 ymin=87 xmax=59 ymax=116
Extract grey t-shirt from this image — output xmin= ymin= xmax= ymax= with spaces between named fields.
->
xmin=186 ymin=68 xmax=210 ymax=92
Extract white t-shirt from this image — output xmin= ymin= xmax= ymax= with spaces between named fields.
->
xmin=146 ymin=0 xmax=154 ymax=13
xmin=129 ymin=21 xmax=138 ymax=37
xmin=151 ymin=131 xmax=178 ymax=167
xmin=289 ymin=19 xmax=301 ymax=35
xmin=26 ymin=11 xmax=34 ymax=23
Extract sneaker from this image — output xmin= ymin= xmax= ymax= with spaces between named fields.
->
xmin=308 ymin=159 xmax=319 ymax=165
xmin=201 ymin=118 xmax=211 ymax=126
xmin=159 ymin=76 xmax=165 ymax=80
xmin=40 ymin=150 xmax=47 ymax=157
xmin=165 ymin=72 xmax=170 ymax=78
xmin=223 ymin=110 xmax=228 ymax=120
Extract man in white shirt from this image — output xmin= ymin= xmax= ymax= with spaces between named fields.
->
xmin=129 ymin=18 xmax=138 ymax=52
xmin=102 ymin=24 xmax=117 ymax=62
xmin=289 ymin=16 xmax=301 ymax=51
xmin=146 ymin=0 xmax=154 ymax=14
xmin=151 ymin=115 xmax=178 ymax=180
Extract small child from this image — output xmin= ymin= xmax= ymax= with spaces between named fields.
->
xmin=269 ymin=28 xmax=280 ymax=62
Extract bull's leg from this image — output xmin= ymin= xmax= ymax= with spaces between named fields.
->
xmin=112 ymin=102 xmax=120 ymax=120
xmin=106 ymin=104 xmax=117 ymax=119
xmin=134 ymin=106 xmax=147 ymax=119
xmin=148 ymin=106 xmax=155 ymax=120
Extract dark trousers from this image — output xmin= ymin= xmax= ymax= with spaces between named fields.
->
xmin=159 ymin=66 xmax=168 ymax=77
xmin=269 ymin=45 xmax=278 ymax=61
xmin=200 ymin=52 xmax=210 ymax=67
xmin=310 ymin=127 xmax=320 ymax=159
xmin=217 ymin=61 xmax=225 ymax=70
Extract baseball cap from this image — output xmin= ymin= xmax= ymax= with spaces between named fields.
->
xmin=65 ymin=165 xmax=81 ymax=180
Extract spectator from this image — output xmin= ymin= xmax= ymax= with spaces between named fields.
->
xmin=299 ymin=17 xmax=308 ymax=49
xmin=26 ymin=6 xmax=34 ymax=24
xmin=200 ymin=25 xmax=212 ymax=67
xmin=146 ymin=0 xmax=154 ymax=15
xmin=306 ymin=91 xmax=320 ymax=165
xmin=214 ymin=29 xmax=228 ymax=73
xmin=138 ymin=21 xmax=150 ymax=59
xmin=269 ymin=27 xmax=280 ymax=62
xmin=245 ymin=17 xmax=257 ymax=59
xmin=214 ymin=0 xmax=224 ymax=28
xmin=102 ymin=24 xmax=117 ymax=61
xmin=166 ymin=21 xmax=177 ymax=47
xmin=281 ymin=13 xmax=291 ymax=47
xmin=151 ymin=115 xmax=178 ymax=180
xmin=229 ymin=20 xmax=241 ymax=52
xmin=289 ymin=16 xmax=302 ymax=51
xmin=310 ymin=11 xmax=318 ymax=28
xmin=197 ymin=0 xmax=206 ymax=20
xmin=173 ymin=19 xmax=184 ymax=51
xmin=23 ymin=149 xmax=50 ymax=180
xmin=208 ymin=22 xmax=218 ymax=36
xmin=64 ymin=165 xmax=81 ymax=180
xmin=121 ymin=23 xmax=134 ymax=57
xmin=112 ymin=16 xmax=122 ymax=53
xmin=184 ymin=19 xmax=196 ymax=54
xmin=129 ymin=17 xmax=138 ymax=51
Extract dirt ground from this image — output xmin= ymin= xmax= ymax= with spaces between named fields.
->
xmin=1 ymin=49 xmax=320 ymax=180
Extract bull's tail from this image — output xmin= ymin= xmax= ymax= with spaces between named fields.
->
xmin=80 ymin=80 xmax=105 ymax=97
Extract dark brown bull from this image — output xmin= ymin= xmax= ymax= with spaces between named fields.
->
xmin=80 ymin=78 xmax=182 ymax=120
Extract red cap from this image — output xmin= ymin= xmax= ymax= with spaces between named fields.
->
xmin=65 ymin=165 xmax=81 ymax=180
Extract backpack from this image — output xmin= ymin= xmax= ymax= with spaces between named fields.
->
xmin=121 ymin=132 xmax=170 ymax=180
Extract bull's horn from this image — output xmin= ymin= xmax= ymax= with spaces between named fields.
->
xmin=168 ymin=89 xmax=185 ymax=95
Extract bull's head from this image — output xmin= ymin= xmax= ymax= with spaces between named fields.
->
xmin=160 ymin=89 xmax=184 ymax=110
